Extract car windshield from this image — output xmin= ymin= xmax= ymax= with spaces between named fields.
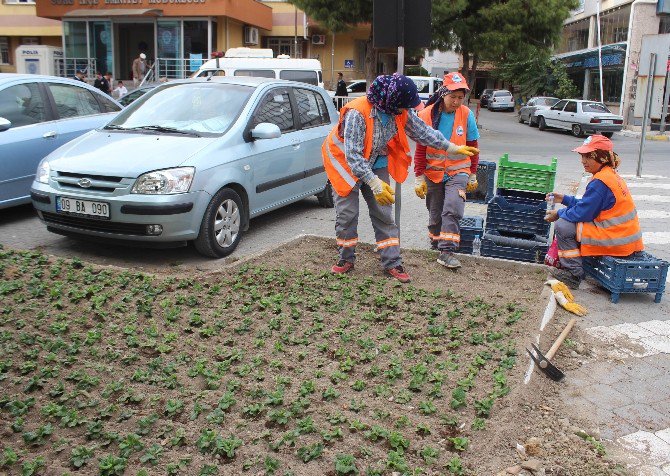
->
xmin=106 ymin=83 xmax=254 ymax=136
xmin=537 ymin=98 xmax=559 ymax=106
xmin=494 ymin=91 xmax=511 ymax=97
xmin=582 ymin=102 xmax=611 ymax=113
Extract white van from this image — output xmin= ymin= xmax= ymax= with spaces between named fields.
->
xmin=192 ymin=48 xmax=323 ymax=89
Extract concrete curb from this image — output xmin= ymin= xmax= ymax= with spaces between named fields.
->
xmin=619 ymin=129 xmax=669 ymax=141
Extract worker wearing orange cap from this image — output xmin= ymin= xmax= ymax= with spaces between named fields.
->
xmin=544 ymin=134 xmax=644 ymax=289
xmin=413 ymin=72 xmax=480 ymax=269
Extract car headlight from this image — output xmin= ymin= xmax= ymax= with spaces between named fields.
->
xmin=131 ymin=167 xmax=195 ymax=194
xmin=36 ymin=159 xmax=50 ymax=184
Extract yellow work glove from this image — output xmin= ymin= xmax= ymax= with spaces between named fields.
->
xmin=448 ymin=145 xmax=479 ymax=157
xmin=546 ymin=279 xmax=575 ymax=302
xmin=555 ymin=291 xmax=588 ymax=316
xmin=414 ymin=175 xmax=427 ymax=199
xmin=466 ymin=173 xmax=478 ymax=193
xmin=367 ymin=176 xmax=395 ymax=206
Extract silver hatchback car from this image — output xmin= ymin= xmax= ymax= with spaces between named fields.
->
xmin=31 ymin=77 xmax=337 ymax=257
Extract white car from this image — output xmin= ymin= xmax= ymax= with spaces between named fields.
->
xmin=487 ymin=90 xmax=514 ymax=111
xmin=536 ymin=99 xmax=623 ymax=137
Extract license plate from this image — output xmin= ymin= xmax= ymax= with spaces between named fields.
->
xmin=56 ymin=196 xmax=110 ymax=219
xmin=601 ymin=120 xmax=613 ymax=124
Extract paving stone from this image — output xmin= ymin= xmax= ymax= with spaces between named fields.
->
xmin=581 ymin=360 xmax=632 ymax=385
xmin=642 ymin=335 xmax=670 ymax=354
xmin=622 ymin=356 xmax=667 ymax=380
xmin=617 ymin=431 xmax=670 ymax=466
xmin=613 ymin=403 xmax=670 ymax=432
xmin=647 ymin=353 xmax=670 ymax=373
xmin=614 ymin=377 xmax=669 ymax=404
xmin=581 ymin=383 xmax=635 ymax=409
xmin=638 ymin=466 xmax=667 ymax=476
xmin=611 ymin=322 xmax=656 ymax=339
xmin=661 ymin=462 xmax=670 ymax=475
xmin=594 ymin=408 xmax=637 ymax=440
xmin=656 ymin=428 xmax=670 ymax=445
xmin=638 ymin=320 xmax=670 ymax=336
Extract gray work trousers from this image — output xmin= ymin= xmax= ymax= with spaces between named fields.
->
xmin=425 ymin=173 xmax=469 ymax=252
xmin=333 ymin=167 xmax=402 ymax=269
xmin=554 ymin=218 xmax=584 ymax=277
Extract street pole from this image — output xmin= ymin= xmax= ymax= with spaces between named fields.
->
xmin=294 ymin=7 xmax=298 ymax=58
xmin=596 ymin=0 xmax=604 ymax=103
xmin=660 ymin=54 xmax=670 ymax=134
xmin=395 ymin=0 xmax=404 ymax=233
xmin=637 ymin=53 xmax=656 ymax=178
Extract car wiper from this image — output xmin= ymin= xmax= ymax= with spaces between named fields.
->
xmin=128 ymin=125 xmax=201 ymax=137
xmin=103 ymin=124 xmax=127 ymax=130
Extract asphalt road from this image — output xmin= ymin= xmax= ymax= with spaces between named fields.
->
xmin=1 ymin=107 xmax=668 ymax=272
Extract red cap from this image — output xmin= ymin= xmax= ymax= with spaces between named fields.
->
xmin=572 ymin=134 xmax=613 ymax=154
xmin=442 ymin=72 xmax=470 ymax=92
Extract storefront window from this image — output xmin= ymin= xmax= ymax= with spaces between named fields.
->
xmin=266 ymin=38 xmax=302 ymax=58
xmin=184 ymin=21 xmax=207 ymax=74
xmin=64 ymin=22 xmax=87 ymax=59
xmin=587 ymin=69 xmax=623 ymax=103
xmin=89 ymin=21 xmax=112 ymax=75
xmin=158 ymin=21 xmax=183 ymax=78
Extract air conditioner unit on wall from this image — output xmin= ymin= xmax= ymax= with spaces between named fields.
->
xmin=312 ymin=34 xmax=326 ymax=45
xmin=244 ymin=26 xmax=259 ymax=46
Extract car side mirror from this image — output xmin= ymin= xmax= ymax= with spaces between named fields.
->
xmin=0 ymin=117 xmax=11 ymax=132
xmin=251 ymin=122 xmax=281 ymax=140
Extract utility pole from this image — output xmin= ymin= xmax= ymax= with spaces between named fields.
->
xmin=395 ymin=0 xmax=405 ymax=231
xmin=596 ymin=0 xmax=604 ymax=103
xmin=637 ymin=53 xmax=656 ymax=178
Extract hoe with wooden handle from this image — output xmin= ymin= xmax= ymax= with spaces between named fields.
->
xmin=526 ymin=318 xmax=577 ymax=381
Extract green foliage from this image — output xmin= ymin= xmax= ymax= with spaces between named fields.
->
xmin=334 ymin=454 xmax=358 ymax=475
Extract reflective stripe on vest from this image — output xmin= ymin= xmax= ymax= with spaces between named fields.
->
xmin=418 ymin=104 xmax=470 ymax=183
xmin=578 ymin=167 xmax=644 ymax=257
xmin=325 ymin=132 xmax=357 ymax=189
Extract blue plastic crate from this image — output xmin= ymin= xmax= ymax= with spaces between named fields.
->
xmin=481 ymin=230 xmax=549 ymax=264
xmin=485 ymin=194 xmax=550 ymax=238
xmin=583 ymin=252 xmax=668 ymax=303
xmin=466 ymin=161 xmax=496 ymax=204
xmin=457 ymin=216 xmax=484 ymax=255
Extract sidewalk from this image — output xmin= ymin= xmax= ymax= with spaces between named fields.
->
xmin=619 ymin=129 xmax=669 ymax=141
xmin=559 ymin=173 xmax=670 ymax=475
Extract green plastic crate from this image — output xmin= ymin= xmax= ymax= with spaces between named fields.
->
xmin=496 ymin=154 xmax=557 ymax=194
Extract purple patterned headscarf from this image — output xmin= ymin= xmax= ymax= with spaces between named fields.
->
xmin=366 ymin=73 xmax=421 ymax=115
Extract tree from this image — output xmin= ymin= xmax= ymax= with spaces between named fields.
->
xmin=494 ymin=46 xmax=579 ymax=99
xmin=431 ymin=0 xmax=578 ymax=90
xmin=287 ymin=0 xmax=377 ymax=84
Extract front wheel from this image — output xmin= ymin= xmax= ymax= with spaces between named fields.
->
xmin=316 ymin=181 xmax=335 ymax=208
xmin=529 ymin=115 xmax=537 ymax=127
xmin=538 ymin=116 xmax=547 ymax=131
xmin=518 ymin=113 xmax=524 ymax=124
xmin=194 ymin=188 xmax=244 ymax=258
xmin=571 ymin=124 xmax=583 ymax=137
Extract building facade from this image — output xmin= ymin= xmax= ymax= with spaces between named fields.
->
xmin=556 ymin=0 xmax=669 ymax=126
xmin=0 ymin=0 xmax=62 ymax=73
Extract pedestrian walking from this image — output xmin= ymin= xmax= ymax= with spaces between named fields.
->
xmin=113 ymin=80 xmax=128 ymax=99
xmin=132 ymin=53 xmax=147 ymax=87
xmin=322 ymin=73 xmax=478 ymax=283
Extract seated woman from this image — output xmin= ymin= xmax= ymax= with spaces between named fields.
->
xmin=544 ymin=134 xmax=644 ymax=289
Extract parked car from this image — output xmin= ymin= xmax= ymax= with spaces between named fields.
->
xmin=0 ymin=73 xmax=122 ymax=209
xmin=535 ymin=99 xmax=623 ymax=137
xmin=328 ymin=79 xmax=367 ymax=98
xmin=118 ymin=85 xmax=156 ymax=107
xmin=479 ymin=88 xmax=494 ymax=106
xmin=31 ymin=77 xmax=337 ymax=258
xmin=408 ymin=76 xmax=444 ymax=102
xmin=488 ymin=90 xmax=515 ymax=111
xmin=518 ymin=96 xmax=559 ymax=126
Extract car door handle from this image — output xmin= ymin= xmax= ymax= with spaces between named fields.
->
xmin=43 ymin=131 xmax=57 ymax=139
xmin=291 ymin=138 xmax=300 ymax=150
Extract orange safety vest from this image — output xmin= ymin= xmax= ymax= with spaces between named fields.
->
xmin=417 ymin=104 xmax=471 ymax=183
xmin=321 ymin=97 xmax=412 ymax=197
xmin=576 ymin=166 xmax=644 ymax=257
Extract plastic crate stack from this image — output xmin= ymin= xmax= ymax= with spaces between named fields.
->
xmin=465 ymin=160 xmax=496 ymax=204
xmin=456 ymin=216 xmax=484 ymax=255
xmin=481 ymin=154 xmax=558 ymax=263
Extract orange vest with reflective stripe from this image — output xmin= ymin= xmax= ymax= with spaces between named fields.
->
xmin=576 ymin=166 xmax=644 ymax=257
xmin=417 ymin=104 xmax=470 ymax=183
xmin=321 ymin=97 xmax=412 ymax=197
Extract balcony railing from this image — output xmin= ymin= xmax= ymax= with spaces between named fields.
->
xmin=55 ymin=58 xmax=97 ymax=81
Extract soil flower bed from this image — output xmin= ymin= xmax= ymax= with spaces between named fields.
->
xmin=0 ymin=240 xmax=622 ymax=475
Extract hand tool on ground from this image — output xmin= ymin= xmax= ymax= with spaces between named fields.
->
xmin=526 ymin=318 xmax=577 ymax=381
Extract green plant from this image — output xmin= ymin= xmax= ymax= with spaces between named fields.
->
xmin=334 ymin=454 xmax=358 ymax=475
xmin=70 ymin=446 xmax=94 ymax=468
xmin=297 ymin=442 xmax=323 ymax=462
xmin=99 ymin=455 xmax=127 ymax=476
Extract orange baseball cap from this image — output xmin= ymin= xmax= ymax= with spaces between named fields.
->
xmin=442 ymin=72 xmax=470 ymax=92
xmin=572 ymin=134 xmax=613 ymax=154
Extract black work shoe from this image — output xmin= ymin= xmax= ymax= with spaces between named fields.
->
xmin=437 ymin=252 xmax=462 ymax=269
xmin=549 ymin=267 xmax=583 ymax=290
xmin=430 ymin=240 xmax=439 ymax=251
